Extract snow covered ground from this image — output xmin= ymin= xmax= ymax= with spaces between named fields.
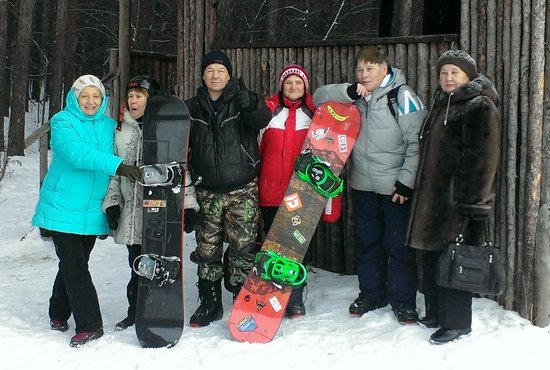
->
xmin=1 ymin=152 xmax=550 ymax=370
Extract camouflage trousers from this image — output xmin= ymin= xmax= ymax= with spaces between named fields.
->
xmin=191 ymin=181 xmax=259 ymax=290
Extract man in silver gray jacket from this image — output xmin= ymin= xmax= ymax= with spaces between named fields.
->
xmin=313 ymin=47 xmax=427 ymax=324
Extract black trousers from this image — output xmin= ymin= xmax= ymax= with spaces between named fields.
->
xmin=125 ymin=244 xmax=142 ymax=319
xmin=422 ymin=250 xmax=472 ymax=330
xmin=259 ymin=206 xmax=278 ymax=236
xmin=49 ymin=232 xmax=102 ymax=333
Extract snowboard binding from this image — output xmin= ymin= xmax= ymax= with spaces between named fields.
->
xmin=133 ymin=254 xmax=182 ymax=287
xmin=253 ymin=250 xmax=307 ymax=287
xmin=138 ymin=162 xmax=183 ymax=189
xmin=294 ymin=149 xmax=343 ymax=198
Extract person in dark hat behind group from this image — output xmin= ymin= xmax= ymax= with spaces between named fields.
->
xmin=184 ymin=50 xmax=270 ymax=327
xmin=406 ymin=49 xmax=501 ymax=344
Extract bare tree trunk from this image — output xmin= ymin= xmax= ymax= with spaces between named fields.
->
xmin=485 ymin=0 xmax=497 ymax=80
xmin=119 ymin=0 xmax=131 ymax=104
xmin=36 ymin=0 xmax=52 ymax=103
xmin=533 ymin=0 xmax=550 ymax=327
xmin=501 ymin=0 xmax=521 ymax=309
xmin=8 ymin=0 xmax=35 ymax=156
xmin=176 ymin=0 xmax=184 ymax=98
xmin=476 ymin=0 xmax=487 ymax=73
xmin=49 ymin=0 xmax=69 ymax=119
xmin=205 ymin=0 xmax=217 ymax=53
xmin=183 ymin=0 xmax=190 ymax=98
xmin=267 ymin=0 xmax=279 ymax=45
xmin=0 ymin=1 xmax=8 ymax=151
xmin=460 ymin=0 xmax=470 ymax=50
xmin=63 ymin=0 xmax=79 ymax=97
xmin=392 ymin=0 xmax=424 ymax=36
xmin=189 ymin=0 xmax=197 ymax=88
xmin=195 ymin=0 xmax=205 ymax=89
xmin=517 ymin=0 xmax=532 ymax=320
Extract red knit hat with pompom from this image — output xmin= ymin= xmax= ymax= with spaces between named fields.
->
xmin=278 ymin=64 xmax=310 ymax=91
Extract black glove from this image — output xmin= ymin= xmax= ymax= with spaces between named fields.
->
xmin=106 ymin=205 xmax=121 ymax=230
xmin=234 ymin=77 xmax=252 ymax=112
xmin=116 ymin=163 xmax=142 ymax=181
xmin=346 ymin=82 xmax=362 ymax=100
xmin=393 ymin=180 xmax=413 ymax=198
xmin=184 ymin=209 xmax=197 ymax=234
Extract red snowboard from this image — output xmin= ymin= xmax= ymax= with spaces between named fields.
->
xmin=229 ymin=101 xmax=361 ymax=343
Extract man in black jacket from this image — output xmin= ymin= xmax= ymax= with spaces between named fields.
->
xmin=185 ymin=50 xmax=270 ymax=327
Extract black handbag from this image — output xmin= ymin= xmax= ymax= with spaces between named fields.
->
xmin=436 ymin=218 xmax=506 ymax=295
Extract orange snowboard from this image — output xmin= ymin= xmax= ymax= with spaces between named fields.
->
xmin=229 ymin=102 xmax=361 ymax=343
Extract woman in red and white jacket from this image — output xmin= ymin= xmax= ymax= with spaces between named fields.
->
xmin=258 ymin=64 xmax=341 ymax=317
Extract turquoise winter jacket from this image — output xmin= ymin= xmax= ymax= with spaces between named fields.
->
xmin=32 ymin=89 xmax=123 ymax=235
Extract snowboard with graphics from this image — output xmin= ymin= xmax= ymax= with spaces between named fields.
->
xmin=134 ymin=95 xmax=190 ymax=348
xmin=229 ymin=101 xmax=361 ymax=343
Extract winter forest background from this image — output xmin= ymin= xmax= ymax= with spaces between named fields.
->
xmin=0 ymin=0 xmax=460 ymax=156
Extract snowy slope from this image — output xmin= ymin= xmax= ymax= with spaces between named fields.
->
xmin=0 ymin=153 xmax=549 ymax=370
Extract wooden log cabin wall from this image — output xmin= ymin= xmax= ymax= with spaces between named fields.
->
xmin=112 ymin=35 xmax=459 ymax=274
xmin=107 ymin=0 xmax=550 ymax=326
xmin=461 ymin=0 xmax=550 ymax=326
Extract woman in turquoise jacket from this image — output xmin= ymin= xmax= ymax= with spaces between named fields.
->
xmin=32 ymin=74 xmax=141 ymax=347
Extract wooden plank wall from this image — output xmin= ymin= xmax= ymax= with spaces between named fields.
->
xmin=460 ymin=0 xmax=550 ymax=326
xmin=217 ymin=39 xmax=458 ymax=276
xmin=107 ymin=0 xmax=550 ymax=327
xmin=113 ymin=36 xmax=458 ymax=277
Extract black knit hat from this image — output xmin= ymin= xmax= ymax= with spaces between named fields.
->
xmin=201 ymin=50 xmax=233 ymax=76
xmin=437 ymin=50 xmax=478 ymax=80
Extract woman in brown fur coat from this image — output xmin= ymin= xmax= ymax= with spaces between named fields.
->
xmin=406 ymin=50 xmax=500 ymax=344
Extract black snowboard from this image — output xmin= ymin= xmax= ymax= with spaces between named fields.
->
xmin=134 ymin=95 xmax=190 ymax=348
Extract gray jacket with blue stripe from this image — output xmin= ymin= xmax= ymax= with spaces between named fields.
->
xmin=313 ymin=68 xmax=427 ymax=196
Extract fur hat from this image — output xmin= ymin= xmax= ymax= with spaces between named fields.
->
xmin=72 ymin=74 xmax=106 ymax=99
xmin=437 ymin=50 xmax=478 ymax=80
xmin=201 ymin=50 xmax=233 ymax=76
xmin=278 ymin=64 xmax=310 ymax=91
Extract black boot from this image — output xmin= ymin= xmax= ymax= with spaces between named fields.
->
xmin=231 ymin=283 xmax=242 ymax=303
xmin=286 ymin=284 xmax=306 ymax=318
xmin=115 ymin=316 xmax=135 ymax=331
xmin=189 ymin=278 xmax=223 ymax=327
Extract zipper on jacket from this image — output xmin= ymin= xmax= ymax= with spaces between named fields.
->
xmin=419 ymin=91 xmax=439 ymax=140
xmin=241 ymin=144 xmax=259 ymax=167
xmin=129 ymin=125 xmax=142 ymax=244
xmin=443 ymin=92 xmax=454 ymax=126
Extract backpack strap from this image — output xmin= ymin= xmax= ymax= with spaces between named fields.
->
xmin=386 ymin=86 xmax=400 ymax=121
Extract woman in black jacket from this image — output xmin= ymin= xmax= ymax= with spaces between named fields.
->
xmin=406 ymin=50 xmax=501 ymax=344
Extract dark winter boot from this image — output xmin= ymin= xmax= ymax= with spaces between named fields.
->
xmin=232 ymin=283 xmax=242 ymax=303
xmin=392 ymin=305 xmax=419 ymax=325
xmin=115 ymin=316 xmax=135 ymax=331
xmin=189 ymin=278 xmax=223 ymax=327
xmin=285 ymin=284 xmax=306 ymax=318
xmin=349 ymin=296 xmax=388 ymax=316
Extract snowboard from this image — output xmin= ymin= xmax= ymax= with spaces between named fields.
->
xmin=229 ymin=101 xmax=361 ymax=343
xmin=134 ymin=94 xmax=190 ymax=348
